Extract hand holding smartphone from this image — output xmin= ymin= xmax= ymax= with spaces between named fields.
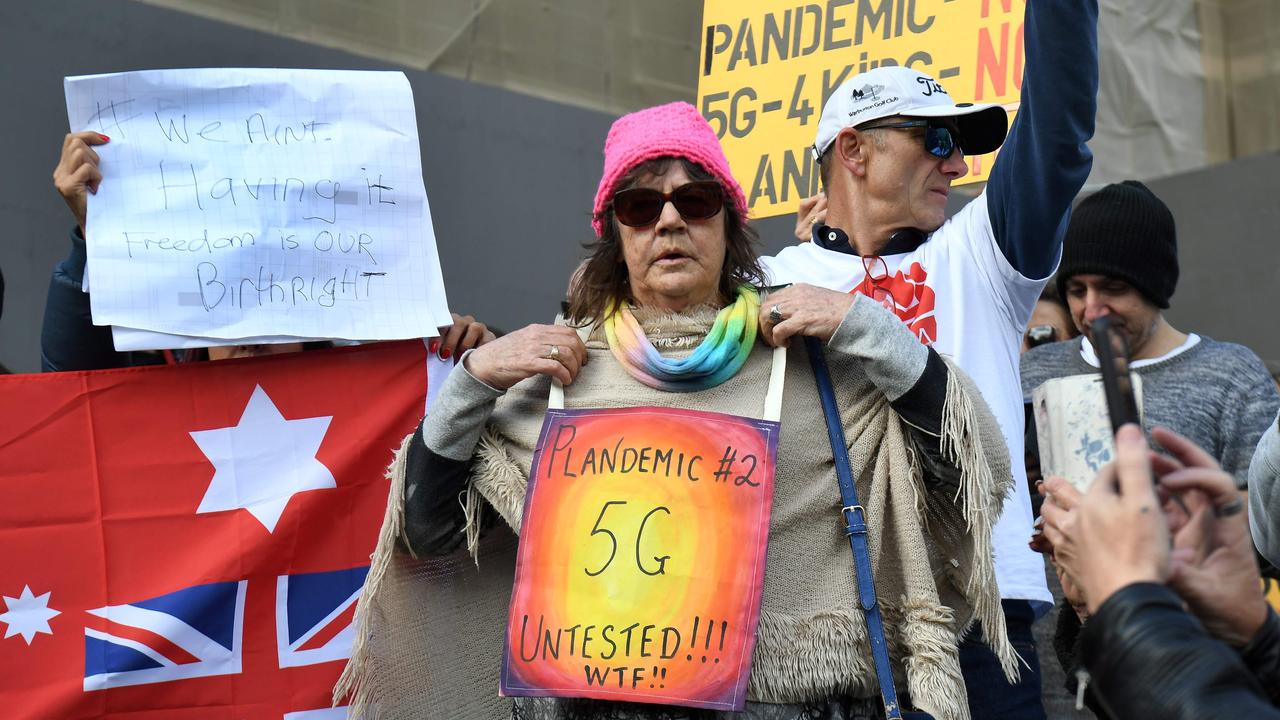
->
xmin=1091 ymin=317 xmax=1189 ymax=516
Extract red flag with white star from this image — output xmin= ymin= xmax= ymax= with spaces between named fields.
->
xmin=0 ymin=341 xmax=428 ymax=719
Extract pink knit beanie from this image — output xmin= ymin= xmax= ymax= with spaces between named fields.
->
xmin=592 ymin=101 xmax=749 ymax=237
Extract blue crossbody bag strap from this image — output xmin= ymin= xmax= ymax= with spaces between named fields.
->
xmin=804 ymin=337 xmax=933 ymax=720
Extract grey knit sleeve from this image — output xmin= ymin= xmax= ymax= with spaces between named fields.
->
xmin=1218 ymin=351 xmax=1280 ymax=487
xmin=422 ymin=351 xmax=505 ymax=460
xmin=402 ymin=353 xmax=505 ymax=557
xmin=1250 ymin=412 xmax=1280 ymax=569
xmin=826 ymin=294 xmax=957 ymax=490
xmin=827 ymin=293 xmax=929 ymax=402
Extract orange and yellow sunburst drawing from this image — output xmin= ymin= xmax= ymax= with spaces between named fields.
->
xmin=501 ymin=406 xmax=779 ymax=712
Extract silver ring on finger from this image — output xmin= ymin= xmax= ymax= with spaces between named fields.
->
xmin=768 ymin=304 xmax=784 ymax=324
xmin=1213 ymin=497 xmax=1244 ymax=518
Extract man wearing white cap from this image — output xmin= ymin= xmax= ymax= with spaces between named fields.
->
xmin=760 ymin=1 xmax=1100 ymax=718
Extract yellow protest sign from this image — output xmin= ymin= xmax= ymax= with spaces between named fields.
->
xmin=697 ymin=0 xmax=1028 ymax=219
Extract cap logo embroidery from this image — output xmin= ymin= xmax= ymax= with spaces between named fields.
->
xmin=846 ymin=95 xmax=899 ymax=118
xmin=916 ymin=76 xmax=948 ymax=97
xmin=850 ymin=83 xmax=885 ymax=102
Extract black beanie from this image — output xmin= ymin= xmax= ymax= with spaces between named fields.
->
xmin=1056 ymin=180 xmax=1178 ymax=308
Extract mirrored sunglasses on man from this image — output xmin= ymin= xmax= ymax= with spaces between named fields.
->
xmin=856 ymin=119 xmax=960 ymax=159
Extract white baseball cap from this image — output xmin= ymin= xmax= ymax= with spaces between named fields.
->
xmin=812 ymin=66 xmax=1008 ymax=161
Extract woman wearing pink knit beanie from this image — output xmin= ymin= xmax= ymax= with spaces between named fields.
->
xmin=570 ymin=100 xmax=760 ymax=322
xmin=352 ymin=99 xmax=1013 ymax=720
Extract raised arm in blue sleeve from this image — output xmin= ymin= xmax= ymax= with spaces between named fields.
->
xmin=986 ymin=0 xmax=1099 ymax=280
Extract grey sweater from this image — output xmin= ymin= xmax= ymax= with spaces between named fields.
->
xmin=1251 ymin=412 xmax=1280 ymax=568
xmin=1020 ymin=336 xmax=1279 ymax=487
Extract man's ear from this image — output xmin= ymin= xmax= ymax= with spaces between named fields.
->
xmin=836 ymin=128 xmax=869 ymax=178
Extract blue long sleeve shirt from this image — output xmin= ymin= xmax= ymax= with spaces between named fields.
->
xmin=985 ymin=0 xmax=1099 ymax=279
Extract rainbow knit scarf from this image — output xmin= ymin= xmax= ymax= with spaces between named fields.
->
xmin=602 ymin=285 xmax=759 ymax=392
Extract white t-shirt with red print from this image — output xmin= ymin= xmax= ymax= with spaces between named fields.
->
xmin=763 ymin=193 xmax=1053 ymax=609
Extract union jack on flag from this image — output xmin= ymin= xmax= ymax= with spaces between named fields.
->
xmin=84 ymin=580 xmax=247 ymax=690
xmin=277 ymin=567 xmax=368 ymax=669
xmin=0 ymin=342 xmax=429 ymax=719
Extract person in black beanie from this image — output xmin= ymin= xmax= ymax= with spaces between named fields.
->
xmin=1018 ymin=180 xmax=1279 ymax=713
xmin=1055 ymin=180 xmax=1178 ymax=311
xmin=1024 ymin=175 xmax=1276 ymax=488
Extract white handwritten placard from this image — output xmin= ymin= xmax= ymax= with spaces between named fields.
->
xmin=64 ymin=68 xmax=452 ymax=342
xmin=1032 ymin=373 xmax=1146 ymax=492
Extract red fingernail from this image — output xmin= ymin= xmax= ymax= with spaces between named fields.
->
xmin=440 ymin=347 xmax=451 ymax=360
xmin=98 ymin=134 xmax=110 ymax=142
xmin=428 ymin=339 xmax=439 ymax=353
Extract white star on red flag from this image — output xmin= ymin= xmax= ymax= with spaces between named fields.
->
xmin=0 ymin=585 xmax=61 ymax=645
xmin=191 ymin=385 xmax=335 ymax=533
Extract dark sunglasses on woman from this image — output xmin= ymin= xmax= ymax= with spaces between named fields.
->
xmin=856 ymin=118 xmax=959 ymax=159
xmin=611 ymin=181 xmax=724 ymax=227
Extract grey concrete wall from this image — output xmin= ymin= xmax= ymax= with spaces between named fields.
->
xmin=1147 ymin=152 xmax=1280 ymax=370
xmin=0 ymin=0 xmax=613 ymax=372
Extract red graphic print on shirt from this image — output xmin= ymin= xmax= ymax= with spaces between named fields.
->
xmin=851 ymin=261 xmax=937 ymax=345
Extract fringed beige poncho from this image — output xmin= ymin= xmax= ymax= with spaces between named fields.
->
xmin=339 ymin=305 xmax=1016 ymax=720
